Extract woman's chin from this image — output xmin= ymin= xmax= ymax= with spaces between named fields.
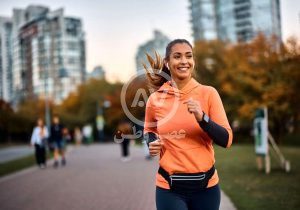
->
xmin=175 ymin=73 xmax=191 ymax=81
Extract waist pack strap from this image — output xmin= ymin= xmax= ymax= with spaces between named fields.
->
xmin=158 ymin=165 xmax=215 ymax=187
xmin=158 ymin=166 xmax=172 ymax=186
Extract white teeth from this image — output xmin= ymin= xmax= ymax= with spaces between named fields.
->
xmin=178 ymin=67 xmax=188 ymax=71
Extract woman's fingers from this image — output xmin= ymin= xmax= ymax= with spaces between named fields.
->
xmin=184 ymin=99 xmax=203 ymax=121
xmin=149 ymin=140 xmax=163 ymax=156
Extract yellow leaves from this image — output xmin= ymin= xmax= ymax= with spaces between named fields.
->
xmin=221 ymin=82 xmax=234 ymax=95
xmin=194 ymin=34 xmax=300 ymax=129
xmin=238 ymin=101 xmax=261 ymax=120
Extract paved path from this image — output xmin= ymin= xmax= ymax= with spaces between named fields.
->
xmin=0 ymin=144 xmax=236 ymax=210
xmin=0 ymin=146 xmax=33 ymax=163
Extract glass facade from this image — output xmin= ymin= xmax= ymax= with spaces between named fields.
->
xmin=190 ymin=0 xmax=217 ymax=41
xmin=9 ymin=6 xmax=86 ymax=104
xmin=189 ymin=0 xmax=282 ymax=42
xmin=0 ymin=17 xmax=13 ymax=102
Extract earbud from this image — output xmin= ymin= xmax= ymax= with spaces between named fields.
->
xmin=166 ymin=63 xmax=169 ymax=69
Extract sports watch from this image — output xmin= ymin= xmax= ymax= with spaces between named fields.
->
xmin=200 ymin=111 xmax=210 ymax=125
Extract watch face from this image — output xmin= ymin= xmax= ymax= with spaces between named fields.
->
xmin=204 ymin=114 xmax=209 ymax=123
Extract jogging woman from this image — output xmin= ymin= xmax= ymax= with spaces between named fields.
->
xmin=143 ymin=39 xmax=233 ymax=210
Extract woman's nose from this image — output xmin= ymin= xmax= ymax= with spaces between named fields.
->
xmin=180 ymin=57 xmax=188 ymax=64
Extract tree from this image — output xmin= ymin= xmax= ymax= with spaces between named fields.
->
xmin=194 ymin=34 xmax=300 ymax=142
xmin=0 ymin=99 xmax=14 ymax=143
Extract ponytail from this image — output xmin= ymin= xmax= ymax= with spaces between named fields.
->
xmin=143 ymin=51 xmax=170 ymax=91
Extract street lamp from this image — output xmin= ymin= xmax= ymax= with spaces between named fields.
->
xmin=44 ymin=66 xmax=51 ymax=131
xmin=96 ymin=99 xmax=111 ymax=142
xmin=44 ymin=67 xmax=68 ymax=130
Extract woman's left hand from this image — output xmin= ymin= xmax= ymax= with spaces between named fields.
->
xmin=184 ymin=98 xmax=203 ymax=121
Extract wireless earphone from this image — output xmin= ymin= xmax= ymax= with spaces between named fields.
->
xmin=166 ymin=63 xmax=169 ymax=69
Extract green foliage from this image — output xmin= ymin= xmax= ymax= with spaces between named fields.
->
xmin=54 ymin=78 xmax=125 ymax=134
xmin=1 ymin=78 xmax=126 ymax=142
xmin=194 ymin=34 xmax=300 ymax=141
xmin=0 ymin=100 xmax=15 ymax=141
xmin=2 ymin=35 xmax=299 ymax=143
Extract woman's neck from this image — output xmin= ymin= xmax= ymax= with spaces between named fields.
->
xmin=171 ymin=77 xmax=192 ymax=90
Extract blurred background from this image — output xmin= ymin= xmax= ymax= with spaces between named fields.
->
xmin=0 ymin=0 xmax=299 ymax=210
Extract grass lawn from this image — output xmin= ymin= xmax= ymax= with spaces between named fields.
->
xmin=215 ymin=144 xmax=300 ymax=210
xmin=0 ymin=152 xmax=53 ymax=177
xmin=0 ymin=154 xmax=36 ymax=177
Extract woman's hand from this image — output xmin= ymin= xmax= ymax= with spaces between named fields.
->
xmin=184 ymin=98 xmax=203 ymax=121
xmin=149 ymin=139 xmax=164 ymax=157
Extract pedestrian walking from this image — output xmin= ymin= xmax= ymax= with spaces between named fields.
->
xmin=49 ymin=115 xmax=66 ymax=168
xmin=117 ymin=120 xmax=133 ymax=162
xmin=30 ymin=118 xmax=48 ymax=169
xmin=143 ymin=39 xmax=233 ymax=210
xmin=74 ymin=127 xmax=83 ymax=146
xmin=83 ymin=124 xmax=93 ymax=145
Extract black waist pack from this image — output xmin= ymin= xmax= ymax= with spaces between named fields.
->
xmin=158 ymin=165 xmax=215 ymax=193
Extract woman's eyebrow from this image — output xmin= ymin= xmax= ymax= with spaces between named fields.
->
xmin=173 ymin=51 xmax=192 ymax=55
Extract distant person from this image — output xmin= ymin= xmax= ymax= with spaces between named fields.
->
xmin=74 ymin=127 xmax=83 ymax=146
xmin=30 ymin=118 xmax=48 ymax=169
xmin=50 ymin=115 xmax=66 ymax=168
xmin=143 ymin=39 xmax=233 ymax=210
xmin=62 ymin=127 xmax=71 ymax=143
xmin=83 ymin=124 xmax=93 ymax=144
xmin=117 ymin=120 xmax=133 ymax=162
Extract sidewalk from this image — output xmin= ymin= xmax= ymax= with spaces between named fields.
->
xmin=0 ymin=144 xmax=236 ymax=210
xmin=0 ymin=145 xmax=34 ymax=163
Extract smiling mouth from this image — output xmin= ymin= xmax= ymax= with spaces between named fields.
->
xmin=177 ymin=67 xmax=190 ymax=72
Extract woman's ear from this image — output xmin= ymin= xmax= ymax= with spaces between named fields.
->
xmin=164 ymin=60 xmax=169 ymax=70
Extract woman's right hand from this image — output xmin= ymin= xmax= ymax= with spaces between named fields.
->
xmin=149 ymin=139 xmax=164 ymax=157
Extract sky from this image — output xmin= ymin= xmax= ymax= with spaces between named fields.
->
xmin=0 ymin=0 xmax=299 ymax=83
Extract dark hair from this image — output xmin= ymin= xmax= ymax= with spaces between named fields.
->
xmin=165 ymin=39 xmax=193 ymax=61
xmin=143 ymin=39 xmax=193 ymax=90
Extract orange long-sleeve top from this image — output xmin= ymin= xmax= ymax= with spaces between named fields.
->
xmin=144 ymin=78 xmax=233 ymax=189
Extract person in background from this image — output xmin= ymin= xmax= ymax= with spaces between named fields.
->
xmin=144 ymin=39 xmax=233 ymax=210
xmin=50 ymin=115 xmax=66 ymax=168
xmin=74 ymin=127 xmax=83 ymax=146
xmin=30 ymin=118 xmax=48 ymax=169
xmin=83 ymin=124 xmax=93 ymax=145
xmin=117 ymin=120 xmax=133 ymax=162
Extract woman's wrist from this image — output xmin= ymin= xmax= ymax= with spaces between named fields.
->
xmin=195 ymin=111 xmax=204 ymax=122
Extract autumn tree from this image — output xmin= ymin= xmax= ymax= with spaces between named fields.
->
xmin=194 ymin=34 xmax=300 ymax=141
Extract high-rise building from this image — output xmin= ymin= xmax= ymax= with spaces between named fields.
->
xmin=3 ymin=5 xmax=86 ymax=104
xmin=88 ymin=66 xmax=105 ymax=80
xmin=0 ymin=17 xmax=13 ymax=103
xmin=189 ymin=0 xmax=282 ymax=42
xmin=189 ymin=0 xmax=217 ymax=41
xmin=135 ymin=30 xmax=170 ymax=73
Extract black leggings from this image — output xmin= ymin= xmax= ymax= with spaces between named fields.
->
xmin=156 ymin=185 xmax=220 ymax=210
xmin=121 ymin=139 xmax=130 ymax=157
xmin=34 ymin=144 xmax=46 ymax=165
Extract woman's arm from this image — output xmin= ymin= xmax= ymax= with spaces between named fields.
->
xmin=203 ymin=87 xmax=233 ymax=148
xmin=185 ymin=87 xmax=233 ymax=148
xmin=198 ymin=115 xmax=230 ymax=148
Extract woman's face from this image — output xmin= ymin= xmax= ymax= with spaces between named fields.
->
xmin=166 ymin=43 xmax=195 ymax=82
xmin=37 ymin=119 xmax=43 ymax=127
